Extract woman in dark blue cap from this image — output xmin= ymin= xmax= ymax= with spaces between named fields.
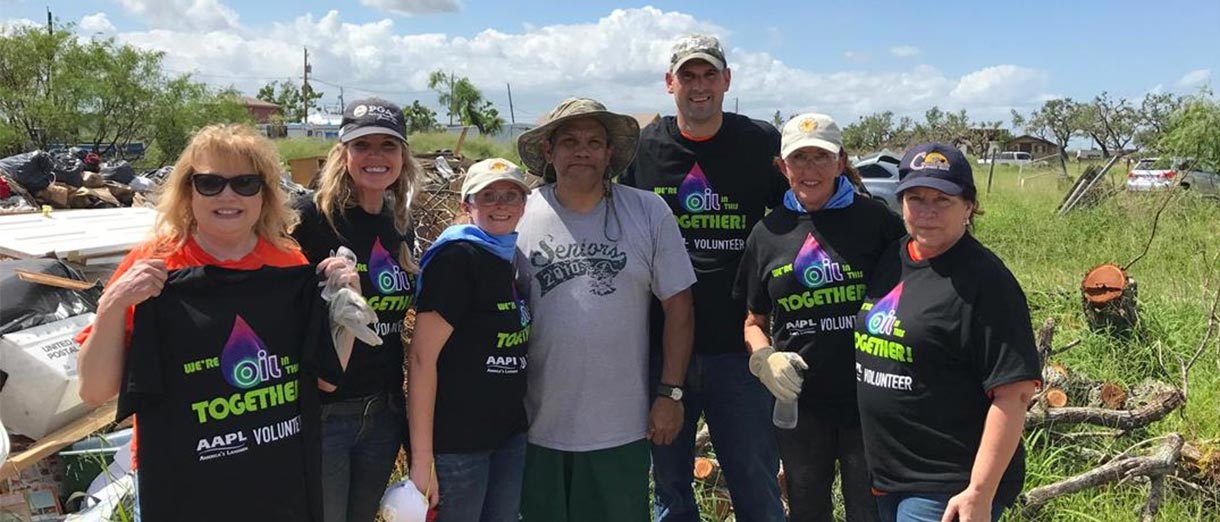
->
xmin=853 ymin=143 xmax=1041 ymax=522
xmin=291 ymin=98 xmax=421 ymax=522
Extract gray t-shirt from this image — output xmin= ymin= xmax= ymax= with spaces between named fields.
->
xmin=516 ymin=184 xmax=696 ymax=451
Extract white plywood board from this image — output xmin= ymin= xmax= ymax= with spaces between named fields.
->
xmin=0 ymin=207 xmax=156 ymax=262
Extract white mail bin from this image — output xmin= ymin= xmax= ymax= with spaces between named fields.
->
xmin=0 ymin=313 xmax=96 ymax=438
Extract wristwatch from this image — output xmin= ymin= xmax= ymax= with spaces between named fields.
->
xmin=657 ymin=384 xmax=684 ymax=402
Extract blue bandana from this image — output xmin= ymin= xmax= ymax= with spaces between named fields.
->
xmin=782 ymin=175 xmax=856 ymax=213
xmin=416 ymin=224 xmax=518 ymax=297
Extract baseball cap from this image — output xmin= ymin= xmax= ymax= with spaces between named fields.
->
xmin=895 ymin=143 xmax=975 ymax=197
xmin=669 ymin=34 xmax=727 ymax=73
xmin=460 ymin=158 xmax=531 ymax=200
xmin=781 ymin=113 xmax=842 ymax=159
xmin=339 ymin=98 xmax=407 ymax=143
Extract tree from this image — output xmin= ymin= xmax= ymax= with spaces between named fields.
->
xmin=1020 ymin=98 xmax=1081 ymax=160
xmin=426 ymin=70 xmax=505 ymax=135
xmin=1078 ymin=92 xmax=1138 ymax=157
xmin=403 ymin=100 xmax=439 ymax=134
xmin=1134 ymin=92 xmax=1184 ymax=150
xmin=841 ymin=111 xmax=913 ymax=153
xmin=771 ymin=110 xmax=784 ymax=128
xmin=1158 ymin=91 xmax=1220 ymax=172
xmin=0 ymin=24 xmax=250 ymax=162
xmin=256 ymin=80 xmax=322 ymax=123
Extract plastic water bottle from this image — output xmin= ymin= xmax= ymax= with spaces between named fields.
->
xmin=773 ymin=399 xmax=798 ymax=429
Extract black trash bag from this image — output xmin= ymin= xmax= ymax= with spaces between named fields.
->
xmin=0 ymin=151 xmax=55 ymax=193
xmin=0 ymin=258 xmax=102 ymax=335
xmin=100 ymin=160 xmax=136 ymax=184
xmin=50 ymin=152 xmax=86 ymax=187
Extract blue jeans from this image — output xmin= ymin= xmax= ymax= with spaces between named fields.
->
xmin=876 ymin=493 xmax=1005 ymax=522
xmin=435 ymin=433 xmax=527 ymax=522
xmin=321 ymin=393 xmax=405 ymax=522
xmin=650 ymin=352 xmax=784 ymax=522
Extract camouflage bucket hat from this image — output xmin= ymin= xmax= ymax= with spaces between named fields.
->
xmin=516 ymin=97 xmax=640 ymax=182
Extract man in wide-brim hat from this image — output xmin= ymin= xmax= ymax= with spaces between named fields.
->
xmin=514 ymin=97 xmax=696 ymax=522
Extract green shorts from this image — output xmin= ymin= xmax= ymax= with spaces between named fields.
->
xmin=520 ymin=439 xmax=650 ymax=522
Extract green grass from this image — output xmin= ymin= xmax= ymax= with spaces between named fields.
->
xmin=274 ymin=131 xmax=519 ymax=164
xmin=969 ymin=160 xmax=1220 ymax=521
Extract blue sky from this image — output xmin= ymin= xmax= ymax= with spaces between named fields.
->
xmin=2 ymin=0 xmax=1216 ymax=128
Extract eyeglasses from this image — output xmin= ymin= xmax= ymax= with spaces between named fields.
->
xmin=786 ymin=150 xmax=839 ymax=169
xmin=191 ymin=173 xmax=264 ymax=197
xmin=469 ymin=190 xmax=525 ymax=206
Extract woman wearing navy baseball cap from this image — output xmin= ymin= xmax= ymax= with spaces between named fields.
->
xmin=853 ymin=143 xmax=1041 ymax=522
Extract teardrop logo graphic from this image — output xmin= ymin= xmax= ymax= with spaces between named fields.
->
xmin=370 ymin=237 xmax=411 ymax=295
xmin=678 ymin=163 xmax=722 ymax=213
xmin=793 ymin=233 xmax=845 ymax=289
xmin=220 ymin=315 xmax=282 ymax=390
xmin=865 ymin=282 xmax=904 ymax=336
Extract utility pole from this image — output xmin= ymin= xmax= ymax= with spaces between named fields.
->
xmin=338 ymin=87 xmax=345 ymax=112
xmin=448 ymin=71 xmax=455 ymax=126
xmin=302 ymin=47 xmax=311 ymax=124
xmin=46 ymin=7 xmax=53 ymax=36
xmin=734 ymin=97 xmax=739 ymax=113
xmin=506 ymin=82 xmax=516 ymax=125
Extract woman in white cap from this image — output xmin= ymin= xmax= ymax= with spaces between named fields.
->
xmin=735 ymin=113 xmax=904 ymax=522
xmin=853 ymin=143 xmax=1039 ymax=522
xmin=406 ymin=158 xmax=533 ymax=522
xmin=291 ymin=97 xmax=421 ymax=522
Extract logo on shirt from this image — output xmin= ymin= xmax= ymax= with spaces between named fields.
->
xmin=678 ymin=163 xmax=722 ymax=213
xmin=793 ymin=233 xmax=846 ymax=289
xmin=865 ymin=282 xmax=904 ymax=337
xmin=221 ymin=315 xmax=283 ymax=389
xmin=369 ymin=237 xmax=412 ymax=295
xmin=528 ymin=236 xmax=627 ymax=296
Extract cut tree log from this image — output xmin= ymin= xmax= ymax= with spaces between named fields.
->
xmin=1025 ymin=388 xmax=1184 ymax=430
xmin=1020 ymin=433 xmax=1183 ymax=516
xmin=1043 ymin=387 xmax=1069 ymax=408
xmin=1081 ymin=263 xmax=1139 ymax=332
xmin=1091 ymin=381 xmax=1129 ymax=409
xmin=693 ymin=457 xmax=720 ymax=481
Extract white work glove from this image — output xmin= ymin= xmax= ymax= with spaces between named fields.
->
xmin=319 ymin=247 xmax=383 ymax=349
xmin=748 ymin=346 xmax=808 ymax=402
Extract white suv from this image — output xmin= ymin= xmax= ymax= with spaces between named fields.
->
xmin=977 ymin=151 xmax=1033 ymax=166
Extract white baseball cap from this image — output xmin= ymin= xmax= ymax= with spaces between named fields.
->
xmin=780 ymin=113 xmax=843 ymax=159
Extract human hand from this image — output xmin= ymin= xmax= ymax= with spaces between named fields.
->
xmin=647 ymin=397 xmax=684 ymax=445
xmin=409 ymin=458 xmax=439 ymax=508
xmin=100 ymin=259 xmax=167 ymax=309
xmin=941 ymin=487 xmax=992 ymax=522
xmin=748 ymin=347 xmax=808 ymax=401
xmin=318 ymin=255 xmax=359 ymax=294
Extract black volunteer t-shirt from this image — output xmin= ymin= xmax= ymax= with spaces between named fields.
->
xmin=293 ymin=198 xmax=415 ymax=400
xmin=623 ymin=114 xmax=788 ymax=355
xmin=119 ymin=265 xmax=342 ymax=522
xmin=416 ymin=241 xmax=530 ymax=453
xmin=734 ymin=198 xmax=903 ymax=423
xmin=854 ymin=234 xmax=1041 ymax=506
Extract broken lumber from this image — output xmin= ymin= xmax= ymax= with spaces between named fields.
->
xmin=0 ymin=399 xmax=117 ymax=479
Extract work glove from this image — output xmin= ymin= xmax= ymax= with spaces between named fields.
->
xmin=748 ymin=346 xmax=807 ymax=402
xmin=319 ymin=247 xmax=382 ymax=350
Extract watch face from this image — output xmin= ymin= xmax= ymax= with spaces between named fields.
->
xmin=670 ymin=387 xmax=683 ymax=401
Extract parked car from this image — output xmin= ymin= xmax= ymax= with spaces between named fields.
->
xmin=977 ymin=151 xmax=1033 ymax=166
xmin=1076 ymin=149 xmax=1104 ymax=160
xmin=1126 ymin=158 xmax=1178 ymax=191
xmin=853 ymin=152 xmax=901 ymax=212
xmin=1126 ymin=157 xmax=1220 ymax=196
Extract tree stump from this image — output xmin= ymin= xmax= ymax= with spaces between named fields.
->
xmin=1081 ymin=264 xmax=1138 ymax=331
xmin=1043 ymin=387 xmax=1069 ymax=408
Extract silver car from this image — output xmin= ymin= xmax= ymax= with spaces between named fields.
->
xmin=854 ymin=152 xmax=902 ymax=212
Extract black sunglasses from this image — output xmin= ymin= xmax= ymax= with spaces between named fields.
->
xmin=191 ymin=173 xmax=264 ymax=197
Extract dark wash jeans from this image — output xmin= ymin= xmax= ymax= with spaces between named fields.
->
xmin=434 ymin=432 xmax=527 ymax=522
xmin=876 ymin=493 xmax=1005 ymax=522
xmin=649 ymin=351 xmax=785 ymax=522
xmin=320 ymin=392 xmax=405 ymax=522
xmin=776 ymin=414 xmax=877 ymax=522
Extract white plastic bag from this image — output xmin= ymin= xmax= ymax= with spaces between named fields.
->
xmin=380 ymin=478 xmax=429 ymax=522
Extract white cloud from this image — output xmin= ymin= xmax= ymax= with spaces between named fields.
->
xmin=80 ymin=13 xmax=116 ymax=34
xmin=843 ymin=51 xmax=869 ymax=61
xmin=12 ymin=7 xmax=1051 ymax=125
xmin=115 ymin=0 xmax=240 ymax=31
xmin=1178 ymin=68 xmax=1210 ymax=87
xmin=0 ymin=18 xmax=38 ymax=35
xmin=359 ymin=0 xmax=460 ymax=16
xmin=890 ymin=45 xmax=919 ymax=57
